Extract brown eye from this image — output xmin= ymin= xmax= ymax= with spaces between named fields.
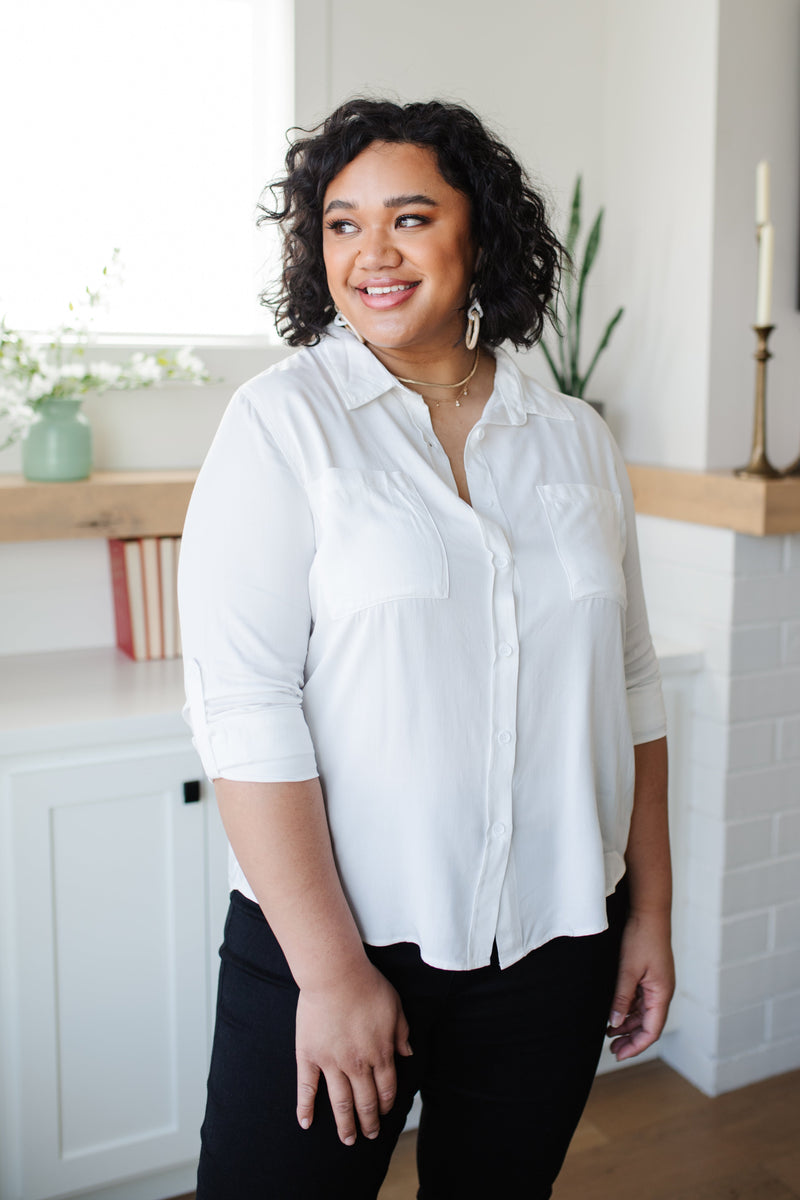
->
xmin=325 ymin=219 xmax=358 ymax=234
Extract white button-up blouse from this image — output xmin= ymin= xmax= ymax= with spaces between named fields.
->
xmin=178 ymin=325 xmax=666 ymax=970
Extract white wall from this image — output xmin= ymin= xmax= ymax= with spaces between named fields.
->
xmin=599 ymin=0 xmax=719 ymax=468
xmin=707 ymin=0 xmax=800 ymax=471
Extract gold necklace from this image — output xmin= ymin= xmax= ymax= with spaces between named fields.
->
xmin=395 ymin=348 xmax=480 ymax=407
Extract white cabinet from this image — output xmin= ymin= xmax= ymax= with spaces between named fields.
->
xmin=0 ymin=651 xmax=229 ymax=1200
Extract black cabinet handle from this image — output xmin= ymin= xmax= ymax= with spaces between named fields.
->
xmin=183 ymin=780 xmax=201 ymax=804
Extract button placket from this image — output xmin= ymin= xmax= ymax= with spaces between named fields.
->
xmin=465 ymin=425 xmax=503 ymax=524
xmin=467 ymin=496 xmax=520 ymax=963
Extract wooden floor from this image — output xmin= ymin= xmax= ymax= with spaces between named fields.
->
xmin=173 ymin=1060 xmax=800 ymax=1199
xmin=376 ymin=1060 xmax=800 ymax=1200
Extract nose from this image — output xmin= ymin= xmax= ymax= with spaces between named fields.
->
xmin=357 ymin=225 xmax=402 ymax=269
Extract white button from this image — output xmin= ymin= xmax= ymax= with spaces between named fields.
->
xmin=495 ymin=555 xmax=509 ymax=569
xmin=485 ymin=498 xmax=495 ymax=507
xmin=498 ymin=642 xmax=513 ymax=657
xmin=475 ymin=428 xmax=485 ymax=441
xmin=491 ymin=822 xmax=507 ymax=837
xmin=498 ymin=730 xmax=513 ymax=745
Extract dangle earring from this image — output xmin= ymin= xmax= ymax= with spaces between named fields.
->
xmin=333 ymin=308 xmax=366 ymax=344
xmin=465 ymin=296 xmax=484 ymax=351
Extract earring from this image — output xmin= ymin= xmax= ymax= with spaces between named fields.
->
xmin=334 ymin=308 xmax=365 ymax=344
xmin=465 ymin=296 xmax=483 ymax=351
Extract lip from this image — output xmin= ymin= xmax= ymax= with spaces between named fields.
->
xmin=354 ymin=280 xmax=420 ymax=310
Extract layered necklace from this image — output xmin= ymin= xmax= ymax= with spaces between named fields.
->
xmin=395 ymin=347 xmax=480 ymax=407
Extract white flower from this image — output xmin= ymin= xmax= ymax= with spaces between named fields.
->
xmin=174 ymin=346 xmax=201 ymax=372
xmin=58 ymin=363 xmax=90 ymax=380
xmin=0 ymin=393 xmax=36 ymax=433
xmin=28 ymin=367 xmax=62 ymax=401
xmin=127 ymin=355 xmax=164 ymax=385
xmin=86 ymin=361 xmax=122 ymax=385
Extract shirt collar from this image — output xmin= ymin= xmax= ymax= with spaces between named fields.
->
xmin=317 ymin=323 xmax=574 ymax=425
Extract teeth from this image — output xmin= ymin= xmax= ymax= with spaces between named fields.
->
xmin=363 ymin=284 xmax=415 ymax=295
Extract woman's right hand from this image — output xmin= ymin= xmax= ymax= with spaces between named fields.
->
xmin=295 ymin=959 xmax=413 ymax=1145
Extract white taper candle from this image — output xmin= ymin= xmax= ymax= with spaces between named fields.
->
xmin=756 ymin=222 xmax=774 ymax=326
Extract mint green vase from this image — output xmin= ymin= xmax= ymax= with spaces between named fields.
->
xmin=22 ymin=398 xmax=93 ymax=481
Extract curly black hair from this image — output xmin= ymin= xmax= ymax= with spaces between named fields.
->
xmin=258 ymin=97 xmax=564 ymax=350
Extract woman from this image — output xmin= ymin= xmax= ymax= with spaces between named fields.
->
xmin=179 ymin=98 xmax=674 ymax=1199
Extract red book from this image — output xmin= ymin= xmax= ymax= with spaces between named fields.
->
xmin=108 ymin=539 xmax=148 ymax=661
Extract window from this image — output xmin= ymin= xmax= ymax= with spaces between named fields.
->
xmin=2 ymin=0 xmax=293 ymax=340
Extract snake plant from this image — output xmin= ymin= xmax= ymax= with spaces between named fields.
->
xmin=542 ymin=176 xmax=624 ymax=400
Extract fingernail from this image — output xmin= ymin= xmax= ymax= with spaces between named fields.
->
xmin=300 ymin=1118 xmax=310 ymax=1130
xmin=610 ymin=1011 xmax=624 ymax=1027
xmin=366 ymin=1130 xmax=379 ymax=1140
xmin=344 ymin=1135 xmax=356 ymax=1146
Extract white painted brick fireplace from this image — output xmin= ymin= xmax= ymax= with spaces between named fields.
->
xmin=637 ymin=516 xmax=800 ymax=1095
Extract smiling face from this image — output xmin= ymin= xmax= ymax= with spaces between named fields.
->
xmin=321 ymin=141 xmax=477 ymax=362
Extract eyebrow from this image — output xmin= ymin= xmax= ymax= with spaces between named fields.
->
xmin=323 ymin=193 xmax=439 ymax=215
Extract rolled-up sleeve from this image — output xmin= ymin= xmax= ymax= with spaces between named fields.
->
xmin=178 ymin=386 xmax=318 ymax=782
xmin=614 ymin=443 xmax=668 ymax=745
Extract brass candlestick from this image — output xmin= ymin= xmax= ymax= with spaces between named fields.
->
xmin=735 ymin=325 xmax=780 ymax=479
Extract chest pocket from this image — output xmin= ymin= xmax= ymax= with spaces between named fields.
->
xmin=537 ymin=483 xmax=627 ymax=607
xmin=309 ymin=469 xmax=449 ymax=619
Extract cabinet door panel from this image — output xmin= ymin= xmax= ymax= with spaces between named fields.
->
xmin=10 ymin=748 xmax=208 ymax=1200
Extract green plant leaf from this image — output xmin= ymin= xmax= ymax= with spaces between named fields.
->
xmin=555 ymin=296 xmax=571 ymax=389
xmin=562 ymin=177 xmax=581 ymax=354
xmin=565 ymin=176 xmax=582 ymax=261
xmin=540 ymin=339 xmax=566 ymax=393
xmin=578 ymin=305 xmax=624 ymax=397
xmin=570 ymin=208 xmax=604 ymax=388
xmin=579 ymin=209 xmax=602 ymax=283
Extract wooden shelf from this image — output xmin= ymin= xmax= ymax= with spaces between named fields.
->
xmin=0 ymin=470 xmax=196 ymax=542
xmin=2 ymin=464 xmax=800 ymax=543
xmin=626 ymin=464 xmax=800 ymax=536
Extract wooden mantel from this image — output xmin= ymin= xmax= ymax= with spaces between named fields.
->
xmin=0 ymin=470 xmax=196 ymax=542
xmin=1 ymin=464 xmax=800 ymax=542
xmin=626 ymin=464 xmax=800 ymax=537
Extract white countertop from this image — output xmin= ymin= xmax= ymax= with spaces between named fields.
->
xmin=0 ymin=647 xmax=187 ymax=755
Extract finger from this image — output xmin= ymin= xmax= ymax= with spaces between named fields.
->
xmin=395 ymin=1012 xmax=414 ymax=1058
xmin=637 ymin=990 xmax=670 ymax=1044
xmin=350 ymin=1073 xmax=382 ymax=1140
xmin=610 ymin=1024 xmax=654 ymax=1060
xmin=609 ymin=976 xmax=640 ymax=1030
xmin=606 ymin=1011 xmax=640 ymax=1037
xmin=325 ymin=1070 xmax=358 ymax=1146
xmin=609 ymin=1001 xmax=663 ymax=1060
xmin=296 ymin=1058 xmax=320 ymax=1130
xmin=373 ymin=1057 xmax=398 ymax=1117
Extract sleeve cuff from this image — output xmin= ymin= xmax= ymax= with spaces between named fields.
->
xmin=627 ymin=685 xmax=668 ymax=745
xmin=183 ymin=702 xmax=318 ymax=785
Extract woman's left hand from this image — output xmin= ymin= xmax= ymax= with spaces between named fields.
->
xmin=606 ymin=909 xmax=675 ymax=1061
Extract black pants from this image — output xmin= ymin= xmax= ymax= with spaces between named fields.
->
xmin=197 ymin=883 xmax=628 ymax=1199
